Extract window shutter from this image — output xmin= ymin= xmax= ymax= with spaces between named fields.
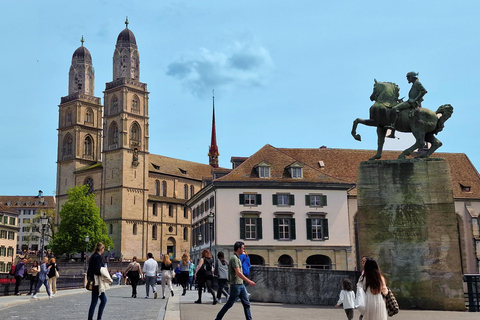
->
xmin=322 ymin=218 xmax=329 ymax=240
xmin=322 ymin=195 xmax=328 ymax=206
xmin=257 ymin=218 xmax=263 ymax=239
xmin=240 ymin=218 xmax=246 ymax=239
xmin=290 ymin=218 xmax=296 ymax=240
xmin=289 ymin=194 xmax=295 ymax=205
xmin=306 ymin=218 xmax=312 ymax=240
xmin=273 ymin=218 xmax=279 ymax=239
xmin=272 ymin=194 xmax=278 ymax=205
xmin=239 ymin=194 xmax=245 ymax=205
xmin=256 ymin=194 xmax=262 ymax=205
xmin=305 ymin=195 xmax=310 ymax=206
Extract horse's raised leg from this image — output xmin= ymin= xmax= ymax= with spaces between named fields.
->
xmin=352 ymin=118 xmax=378 ymax=142
xmin=370 ymin=126 xmax=387 ymax=160
xmin=398 ymin=129 xmax=425 ymax=160
xmin=420 ymin=132 xmax=442 ymax=158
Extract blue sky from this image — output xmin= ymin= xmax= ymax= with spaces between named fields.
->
xmin=1 ymin=1 xmax=479 ymax=196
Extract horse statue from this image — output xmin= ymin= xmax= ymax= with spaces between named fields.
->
xmin=351 ymin=80 xmax=453 ymax=160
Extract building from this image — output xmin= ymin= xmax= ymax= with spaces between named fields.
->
xmin=0 ymin=192 xmax=55 ymax=254
xmin=188 ymin=146 xmax=480 ymax=273
xmin=55 ymin=21 xmax=213 ymax=261
xmin=0 ymin=204 xmax=19 ymax=272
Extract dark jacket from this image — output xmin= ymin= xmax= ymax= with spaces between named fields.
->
xmin=47 ymin=263 xmax=58 ymax=278
xmin=87 ymin=252 xmax=104 ymax=281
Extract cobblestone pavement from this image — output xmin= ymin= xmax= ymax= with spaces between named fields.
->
xmin=1 ymin=285 xmax=168 ymax=320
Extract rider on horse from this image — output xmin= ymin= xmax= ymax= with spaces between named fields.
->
xmin=388 ymin=71 xmax=428 ymax=138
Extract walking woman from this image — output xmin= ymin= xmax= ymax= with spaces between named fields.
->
xmin=88 ymin=242 xmax=111 ymax=320
xmin=125 ymin=256 xmax=143 ymax=298
xmin=27 ymin=260 xmax=40 ymax=295
xmin=47 ymin=257 xmax=59 ymax=296
xmin=179 ymin=253 xmax=190 ymax=296
xmin=31 ymin=257 xmax=52 ymax=299
xmin=358 ymin=258 xmax=388 ymax=320
xmin=160 ymin=255 xmax=174 ymax=299
xmin=215 ymin=252 xmax=229 ymax=303
xmin=194 ymin=249 xmax=217 ymax=304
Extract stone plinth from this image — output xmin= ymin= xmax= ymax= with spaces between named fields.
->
xmin=357 ymin=158 xmax=464 ymax=311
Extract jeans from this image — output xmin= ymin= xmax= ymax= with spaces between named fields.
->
xmin=215 ymin=284 xmax=251 ymax=320
xmin=216 ymin=278 xmax=229 ymax=300
xmin=88 ymin=286 xmax=107 ymax=320
xmin=33 ymin=278 xmax=51 ymax=296
xmin=145 ymin=275 xmax=156 ymax=297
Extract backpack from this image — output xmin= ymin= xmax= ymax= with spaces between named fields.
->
xmin=9 ymin=264 xmax=16 ymax=276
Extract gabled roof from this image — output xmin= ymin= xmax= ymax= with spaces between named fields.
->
xmin=149 ymin=154 xmax=213 ymax=181
xmin=216 ymin=144 xmax=351 ymax=185
xmin=0 ymin=204 xmax=19 ymax=215
xmin=0 ymin=196 xmax=56 ymax=208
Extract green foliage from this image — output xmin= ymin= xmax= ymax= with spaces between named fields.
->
xmin=51 ymin=185 xmax=113 ymax=256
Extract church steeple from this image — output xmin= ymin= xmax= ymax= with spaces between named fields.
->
xmin=208 ymin=90 xmax=219 ymax=168
xmin=113 ymin=18 xmax=139 ymax=81
xmin=68 ymin=36 xmax=95 ymax=95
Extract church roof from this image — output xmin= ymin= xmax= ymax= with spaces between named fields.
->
xmin=149 ymin=154 xmax=212 ymax=181
xmin=116 ymin=28 xmax=137 ymax=46
xmin=72 ymin=46 xmax=92 ymax=62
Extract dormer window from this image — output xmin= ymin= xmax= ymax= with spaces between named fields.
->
xmin=287 ymin=162 xmax=303 ymax=179
xmin=255 ymin=161 xmax=271 ymax=178
xmin=460 ymin=184 xmax=471 ymax=192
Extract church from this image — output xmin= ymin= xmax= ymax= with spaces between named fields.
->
xmin=55 ymin=20 xmax=216 ymax=261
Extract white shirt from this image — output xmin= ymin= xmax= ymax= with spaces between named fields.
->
xmin=337 ymin=289 xmax=356 ymax=309
xmin=142 ymin=258 xmax=158 ymax=277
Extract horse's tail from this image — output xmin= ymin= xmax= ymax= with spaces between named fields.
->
xmin=434 ymin=104 xmax=454 ymax=134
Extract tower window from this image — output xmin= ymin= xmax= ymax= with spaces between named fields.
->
xmin=109 ymin=122 xmax=119 ymax=147
xmin=169 ymin=205 xmax=174 ymax=217
xmin=84 ymin=136 xmax=93 ymax=157
xmin=132 ymin=95 xmax=140 ymax=113
xmin=85 ymin=108 xmax=93 ymax=124
xmin=162 ymin=181 xmax=167 ymax=197
xmin=65 ymin=108 xmax=72 ymax=125
xmin=111 ymin=96 xmax=119 ymax=114
xmin=63 ymin=134 xmax=73 ymax=159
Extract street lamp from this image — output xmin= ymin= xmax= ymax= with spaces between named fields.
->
xmin=207 ymin=212 xmax=214 ymax=254
xmin=198 ymin=233 xmax=202 ymax=246
xmin=84 ymin=235 xmax=90 ymax=272
xmin=40 ymin=212 xmax=49 ymax=261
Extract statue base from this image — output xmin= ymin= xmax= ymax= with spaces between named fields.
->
xmin=356 ymin=158 xmax=464 ymax=310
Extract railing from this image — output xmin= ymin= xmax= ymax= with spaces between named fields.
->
xmin=464 ymin=274 xmax=480 ymax=312
xmin=0 ymin=273 xmax=85 ymax=296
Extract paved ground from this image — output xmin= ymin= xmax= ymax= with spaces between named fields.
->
xmin=1 ymin=284 xmax=479 ymax=320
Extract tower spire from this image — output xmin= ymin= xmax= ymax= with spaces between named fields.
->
xmin=125 ymin=16 xmax=129 ymax=28
xmin=208 ymin=89 xmax=219 ymax=168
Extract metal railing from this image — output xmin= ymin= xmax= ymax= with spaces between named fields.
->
xmin=0 ymin=273 xmax=85 ymax=296
xmin=464 ymin=274 xmax=480 ymax=312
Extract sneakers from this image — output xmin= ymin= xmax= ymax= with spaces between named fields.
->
xmin=154 ymin=291 xmax=157 ymax=299
xmin=31 ymin=295 xmax=37 ymax=299
xmin=145 ymin=296 xmax=149 ymax=299
xmin=52 ymin=294 xmax=55 ymax=297
xmin=49 ymin=295 xmax=53 ymax=299
xmin=194 ymin=300 xmax=202 ymax=304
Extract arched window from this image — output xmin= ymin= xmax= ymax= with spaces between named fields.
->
xmin=65 ymin=108 xmax=72 ymax=124
xmin=184 ymin=207 xmax=188 ymax=219
xmin=130 ymin=122 xmax=141 ymax=142
xmin=162 ymin=181 xmax=167 ymax=197
xmin=84 ymin=135 xmax=93 ymax=157
xmin=154 ymin=180 xmax=160 ymax=196
xmin=306 ymin=254 xmax=332 ymax=270
xmin=109 ymin=122 xmax=119 ymax=147
xmin=190 ymin=185 xmax=195 ymax=198
xmin=249 ymin=254 xmax=265 ymax=266
xmin=133 ymin=223 xmax=137 ymax=235
xmin=183 ymin=227 xmax=188 ymax=241
xmin=152 ymin=203 xmax=158 ymax=216
xmin=152 ymin=225 xmax=157 ymax=240
xmin=85 ymin=108 xmax=93 ymax=123
xmin=111 ymin=96 xmax=119 ymax=114
xmin=63 ymin=134 xmax=73 ymax=158
xmin=132 ymin=95 xmax=140 ymax=113
xmin=278 ymin=254 xmax=294 ymax=267
xmin=184 ymin=184 xmax=188 ymax=199
xmin=84 ymin=177 xmax=94 ymax=195
xmin=169 ymin=205 xmax=174 ymax=217
xmin=109 ymin=224 xmax=113 ymax=234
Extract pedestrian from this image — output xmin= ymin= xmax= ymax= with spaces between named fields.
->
xmin=358 ymin=258 xmax=388 ymax=320
xmin=14 ymin=258 xmax=27 ymax=295
xmin=215 ymin=251 xmax=229 ymax=303
xmin=179 ymin=253 xmax=190 ymax=296
xmin=215 ymin=241 xmax=256 ymax=320
xmin=174 ymin=265 xmax=181 ymax=286
xmin=142 ymin=252 xmax=158 ymax=299
xmin=357 ymin=256 xmax=367 ymax=320
xmin=160 ymin=254 xmax=174 ymax=299
xmin=47 ymin=257 xmax=59 ymax=296
xmin=194 ymin=249 xmax=217 ymax=304
xmin=88 ymin=242 xmax=112 ymax=320
xmin=188 ymin=260 xmax=195 ymax=290
xmin=31 ymin=257 xmax=52 ymax=299
xmin=27 ymin=260 xmax=40 ymax=295
xmin=125 ymin=256 xmax=142 ymax=298
xmin=115 ymin=270 xmax=122 ymax=285
xmin=335 ymin=278 xmax=355 ymax=320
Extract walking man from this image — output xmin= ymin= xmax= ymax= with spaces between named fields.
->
xmin=143 ymin=252 xmax=158 ymax=299
xmin=215 ymin=241 xmax=256 ymax=320
xmin=14 ymin=258 xmax=27 ymax=295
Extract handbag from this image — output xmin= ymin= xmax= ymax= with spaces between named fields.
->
xmin=86 ymin=279 xmax=94 ymax=291
xmin=384 ymin=287 xmax=399 ymax=316
xmin=355 ymin=283 xmax=366 ymax=315
xmin=55 ymin=269 xmax=60 ymax=278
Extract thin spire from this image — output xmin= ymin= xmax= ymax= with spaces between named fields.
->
xmin=81 ymin=35 xmax=84 ymax=46
xmin=208 ymin=89 xmax=219 ymax=168
xmin=125 ymin=16 xmax=129 ymax=28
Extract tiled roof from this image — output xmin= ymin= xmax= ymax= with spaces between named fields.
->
xmin=0 ymin=204 xmax=19 ymax=214
xmin=149 ymin=154 xmax=213 ymax=181
xmin=0 ymin=196 xmax=56 ymax=208
xmin=216 ymin=145 xmax=351 ymax=185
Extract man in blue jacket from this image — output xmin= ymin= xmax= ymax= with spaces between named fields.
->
xmin=14 ymin=258 xmax=27 ymax=295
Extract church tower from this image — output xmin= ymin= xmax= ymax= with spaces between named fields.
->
xmin=101 ymin=19 xmax=150 ymax=258
xmin=56 ymin=37 xmax=103 ymax=216
xmin=208 ymin=92 xmax=219 ymax=168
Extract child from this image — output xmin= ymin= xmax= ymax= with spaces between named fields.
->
xmin=335 ymin=278 xmax=355 ymax=320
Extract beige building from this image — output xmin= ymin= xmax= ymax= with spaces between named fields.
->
xmin=0 ymin=204 xmax=19 ymax=272
xmin=56 ymin=22 xmax=212 ymax=261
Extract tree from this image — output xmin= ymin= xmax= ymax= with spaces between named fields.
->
xmin=51 ymin=185 xmax=113 ymax=258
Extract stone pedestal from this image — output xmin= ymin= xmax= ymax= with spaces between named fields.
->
xmin=357 ymin=158 xmax=464 ymax=310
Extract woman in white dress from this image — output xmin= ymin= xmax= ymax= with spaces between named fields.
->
xmin=359 ymin=258 xmax=388 ymax=320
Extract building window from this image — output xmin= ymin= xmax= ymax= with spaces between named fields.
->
xmin=132 ymin=95 xmax=140 ymax=113
xmin=153 ymin=203 xmax=158 ymax=216
xmin=111 ymin=96 xmax=119 ymax=114
xmin=290 ymin=167 xmax=302 ymax=178
xmin=273 ymin=194 xmax=294 ymax=206
xmin=152 ymin=225 xmax=157 ymax=240
xmin=65 ymin=108 xmax=72 ymax=124
xmin=190 ymin=185 xmax=195 ymax=198
xmin=133 ymin=223 xmax=137 ymax=235
xmin=109 ymin=224 xmax=113 ymax=234
xmin=9 ymin=217 xmax=15 ymax=226
xmin=109 ymin=122 xmax=119 ymax=147
xmin=162 ymin=181 xmax=167 ymax=197
xmin=210 ymin=196 xmax=215 ymax=208
xmin=84 ymin=178 xmax=94 ymax=195
xmin=84 ymin=136 xmax=93 ymax=157
xmin=258 ymin=166 xmax=270 ymax=178
xmin=169 ymin=205 xmax=174 ymax=217
xmin=7 ymin=247 xmax=14 ymax=257
xmin=240 ymin=217 xmax=263 ymax=240
xmin=130 ymin=122 xmax=141 ymax=143
xmin=183 ymin=227 xmax=188 ymax=241
xmin=184 ymin=207 xmax=188 ymax=219
xmin=273 ymin=217 xmax=296 ymax=240
xmin=306 ymin=194 xmax=327 ymax=207
xmin=63 ymin=134 xmax=73 ymax=158
xmin=154 ymin=180 xmax=160 ymax=196
xmin=239 ymin=193 xmax=262 ymax=206
xmin=184 ymin=184 xmax=188 ymax=199
xmin=85 ymin=108 xmax=93 ymax=123
xmin=307 ymin=217 xmax=329 ymax=241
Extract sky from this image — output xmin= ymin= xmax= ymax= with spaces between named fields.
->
xmin=1 ymin=1 xmax=480 ymax=196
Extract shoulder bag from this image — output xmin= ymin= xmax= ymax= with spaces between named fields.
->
xmin=383 ymin=287 xmax=399 ymax=316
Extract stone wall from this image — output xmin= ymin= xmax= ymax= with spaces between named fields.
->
xmin=249 ymin=266 xmax=360 ymax=305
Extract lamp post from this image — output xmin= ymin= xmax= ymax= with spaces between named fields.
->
xmin=40 ymin=212 xmax=49 ymax=261
xmin=207 ymin=212 xmax=214 ymax=254
xmin=84 ymin=235 xmax=90 ymax=272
